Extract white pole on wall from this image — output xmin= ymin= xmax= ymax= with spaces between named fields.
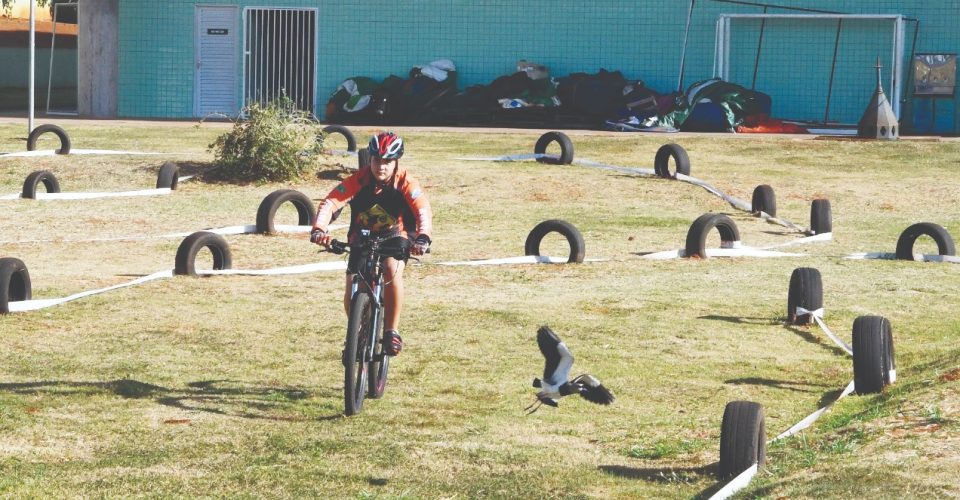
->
xmin=28 ymin=0 xmax=36 ymax=134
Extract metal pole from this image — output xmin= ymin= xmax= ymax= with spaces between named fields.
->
xmin=677 ymin=0 xmax=695 ymax=92
xmin=751 ymin=6 xmax=768 ymax=90
xmin=823 ymin=19 xmax=843 ymax=123
xmin=29 ymin=0 xmax=36 ymax=134
xmin=46 ymin=2 xmax=58 ymax=114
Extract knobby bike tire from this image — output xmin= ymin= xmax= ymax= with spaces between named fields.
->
xmin=368 ymin=302 xmax=389 ymax=399
xmin=344 ymin=292 xmax=372 ymax=416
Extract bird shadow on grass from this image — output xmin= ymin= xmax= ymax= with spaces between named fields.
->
xmin=600 ymin=463 xmax=723 ymax=497
xmin=0 ymin=378 xmax=343 ymax=421
xmin=725 ymin=376 xmax=834 ymax=394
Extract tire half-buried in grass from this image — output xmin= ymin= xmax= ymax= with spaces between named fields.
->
xmin=26 ymin=124 xmax=71 ymax=154
xmin=895 ymin=222 xmax=955 ymax=261
xmin=0 ymin=257 xmax=32 ymax=314
xmin=852 ymin=315 xmax=895 ymax=394
xmin=256 ymin=189 xmax=316 ymax=234
xmin=22 ymin=170 xmax=61 ymax=199
xmin=787 ymin=267 xmax=823 ymax=325
xmin=810 ymin=199 xmax=832 ymax=235
xmin=719 ymin=400 xmax=766 ymax=480
xmin=654 ymin=143 xmax=690 ymax=178
xmin=684 ymin=213 xmax=740 ymax=259
xmin=156 ymin=162 xmax=180 ymax=189
xmin=751 ymin=184 xmax=776 ymax=217
xmin=524 ymin=219 xmax=585 ymax=263
xmin=322 ymin=124 xmax=357 ymax=152
xmin=175 ymin=231 xmax=233 ymax=276
xmin=534 ymin=131 xmax=574 ymax=165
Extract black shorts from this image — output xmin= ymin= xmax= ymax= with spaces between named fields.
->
xmin=346 ymin=235 xmax=410 ymax=274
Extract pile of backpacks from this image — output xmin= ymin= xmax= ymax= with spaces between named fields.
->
xmin=325 ymin=59 xmax=793 ymax=133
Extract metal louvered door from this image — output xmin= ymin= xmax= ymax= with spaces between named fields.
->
xmin=195 ymin=5 xmax=240 ymax=118
xmin=243 ymin=8 xmax=317 ymax=114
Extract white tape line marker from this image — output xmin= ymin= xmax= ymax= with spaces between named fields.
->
xmin=198 ymin=261 xmax=347 ymax=276
xmin=797 ymin=307 xmax=853 ymax=356
xmin=438 ymin=255 xmax=609 ymax=266
xmin=708 ymin=463 xmax=758 ymax=500
xmin=573 ymin=158 xmax=658 ymax=176
xmin=771 ymin=380 xmax=856 ymax=442
xmin=641 ymin=247 xmax=806 ymax=260
xmin=6 ymin=270 xmax=174 ymax=312
xmin=760 ymin=232 xmax=832 ymax=250
xmin=1 ymin=175 xmax=196 ymax=201
xmin=845 ymin=252 xmax=960 ymax=264
xmin=0 ymin=224 xmax=348 ymax=245
xmin=0 ymin=149 xmax=175 ymax=158
xmin=676 ymin=173 xmax=753 ymax=212
xmin=456 ymin=153 xmax=542 ymax=162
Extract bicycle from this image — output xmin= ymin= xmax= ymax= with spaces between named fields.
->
xmin=316 ymin=229 xmax=412 ymax=416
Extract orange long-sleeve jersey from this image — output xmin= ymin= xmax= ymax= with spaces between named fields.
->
xmin=314 ymin=165 xmax=433 ymax=242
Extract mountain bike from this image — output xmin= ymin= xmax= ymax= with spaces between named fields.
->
xmin=322 ymin=230 xmax=411 ymax=416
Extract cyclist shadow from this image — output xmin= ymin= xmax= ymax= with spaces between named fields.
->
xmin=0 ymin=378 xmax=343 ymax=421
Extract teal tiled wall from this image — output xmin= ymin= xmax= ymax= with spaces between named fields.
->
xmin=117 ymin=0 xmax=960 ymax=133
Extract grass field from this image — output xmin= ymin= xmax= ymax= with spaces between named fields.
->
xmin=1 ymin=121 xmax=959 ymax=498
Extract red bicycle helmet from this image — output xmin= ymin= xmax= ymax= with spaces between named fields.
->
xmin=368 ymin=132 xmax=404 ymax=160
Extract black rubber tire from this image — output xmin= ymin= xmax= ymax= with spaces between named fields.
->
xmin=255 ymin=189 xmax=316 ymax=234
xmin=322 ymin=124 xmax=357 ymax=152
xmin=654 ymin=143 xmax=691 ymax=178
xmin=684 ymin=213 xmax=741 ymax=259
xmin=26 ymin=124 xmax=71 ymax=154
xmin=719 ymin=400 xmax=766 ymax=480
xmin=787 ymin=267 xmax=823 ymax=325
xmin=344 ymin=292 xmax=371 ymax=416
xmin=895 ymin=222 xmax=956 ymax=261
xmin=0 ymin=257 xmax=32 ymax=314
xmin=810 ymin=199 xmax=832 ymax=235
xmin=367 ymin=305 xmax=389 ymax=399
xmin=156 ymin=162 xmax=180 ymax=189
xmin=174 ymin=231 xmax=232 ymax=276
xmin=524 ymin=219 xmax=585 ymax=263
xmin=884 ymin=322 xmax=896 ymax=385
xmin=357 ymin=147 xmax=371 ymax=170
xmin=751 ymin=184 xmax=777 ymax=217
xmin=534 ymin=131 xmax=574 ymax=165
xmin=21 ymin=170 xmax=61 ymax=199
xmin=852 ymin=315 xmax=893 ymax=395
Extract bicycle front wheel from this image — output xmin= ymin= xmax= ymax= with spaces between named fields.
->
xmin=344 ymin=292 xmax=372 ymax=416
xmin=368 ymin=304 xmax=389 ymax=399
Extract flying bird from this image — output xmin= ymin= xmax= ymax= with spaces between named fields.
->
xmin=525 ymin=325 xmax=615 ymax=414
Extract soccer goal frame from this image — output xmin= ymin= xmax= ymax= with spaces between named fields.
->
xmin=714 ymin=13 xmax=906 ymax=124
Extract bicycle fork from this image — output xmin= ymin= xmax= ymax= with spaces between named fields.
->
xmin=344 ymin=278 xmax=384 ymax=365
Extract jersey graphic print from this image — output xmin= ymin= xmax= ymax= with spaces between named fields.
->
xmin=356 ymin=203 xmax=397 ymax=232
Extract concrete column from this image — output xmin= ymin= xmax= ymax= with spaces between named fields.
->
xmin=78 ymin=0 xmax=118 ymax=117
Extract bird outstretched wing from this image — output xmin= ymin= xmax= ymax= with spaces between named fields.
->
xmin=537 ymin=325 xmax=574 ymax=386
xmin=571 ymin=374 xmax=615 ymax=405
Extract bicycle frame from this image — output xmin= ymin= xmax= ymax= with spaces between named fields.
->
xmin=335 ymin=229 xmax=409 ymax=414
xmin=350 ymin=231 xmax=391 ymax=365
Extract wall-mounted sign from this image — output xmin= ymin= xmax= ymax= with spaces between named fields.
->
xmin=207 ymin=28 xmax=229 ymax=35
xmin=913 ymin=54 xmax=956 ymax=97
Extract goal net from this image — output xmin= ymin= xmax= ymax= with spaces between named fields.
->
xmin=714 ymin=14 xmax=906 ymax=126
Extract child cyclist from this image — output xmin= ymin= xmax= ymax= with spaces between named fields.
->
xmin=311 ymin=132 xmax=433 ymax=356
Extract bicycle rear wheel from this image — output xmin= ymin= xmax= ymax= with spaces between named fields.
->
xmin=344 ymin=292 xmax=371 ymax=416
xmin=368 ymin=304 xmax=389 ymax=398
